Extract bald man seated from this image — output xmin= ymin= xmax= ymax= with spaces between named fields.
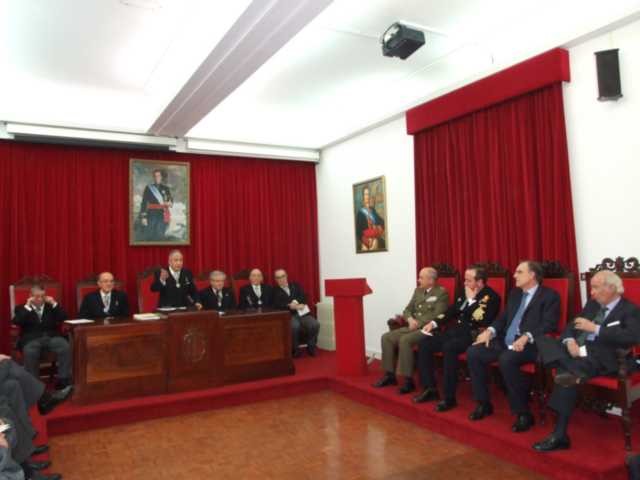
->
xmin=238 ymin=269 xmax=274 ymax=309
xmin=78 ymin=272 xmax=130 ymax=319
xmin=373 ymin=267 xmax=449 ymax=394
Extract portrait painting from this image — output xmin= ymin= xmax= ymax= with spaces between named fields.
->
xmin=130 ymin=158 xmax=190 ymax=245
xmin=353 ymin=176 xmax=388 ymax=253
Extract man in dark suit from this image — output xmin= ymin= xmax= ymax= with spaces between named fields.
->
xmin=150 ymin=250 xmax=202 ymax=309
xmin=533 ymin=271 xmax=640 ymax=452
xmin=13 ymin=285 xmax=72 ymax=389
xmin=273 ymin=269 xmax=320 ymax=357
xmin=139 ymin=168 xmax=173 ymax=242
xmin=466 ymin=261 xmax=560 ymax=432
xmin=414 ymin=265 xmax=501 ymax=411
xmin=199 ymin=270 xmax=236 ymax=311
xmin=78 ymin=272 xmax=129 ymax=319
xmin=238 ymin=269 xmax=273 ymax=309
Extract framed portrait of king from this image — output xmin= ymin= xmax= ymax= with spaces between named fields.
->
xmin=353 ymin=176 xmax=388 ymax=253
xmin=130 ymin=158 xmax=190 ymax=245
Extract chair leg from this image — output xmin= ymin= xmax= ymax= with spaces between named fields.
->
xmin=623 ymin=406 xmax=632 ymax=451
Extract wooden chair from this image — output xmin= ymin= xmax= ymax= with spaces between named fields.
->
xmin=482 ymin=262 xmax=510 ymax=311
xmin=9 ymin=275 xmax=62 ymax=383
xmin=231 ymin=269 xmax=251 ymax=305
xmin=387 ymin=264 xmax=459 ymax=330
xmin=577 ymin=256 xmax=640 ymax=451
xmin=76 ymin=274 xmax=125 ymax=312
xmin=137 ymin=266 xmax=161 ymax=313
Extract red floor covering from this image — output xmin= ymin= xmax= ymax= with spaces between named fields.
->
xmin=35 ymin=350 xmax=636 ymax=480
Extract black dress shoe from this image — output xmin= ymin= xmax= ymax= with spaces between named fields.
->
xmin=533 ymin=435 xmax=571 ymax=452
xmin=554 ymin=372 xmax=585 ymax=387
xmin=32 ymin=444 xmax=49 ymax=455
xmin=398 ymin=379 xmax=416 ymax=395
xmin=307 ymin=346 xmax=317 ymax=356
xmin=292 ymin=349 xmax=302 ymax=358
xmin=435 ymin=399 xmax=458 ymax=412
xmin=38 ymin=385 xmax=73 ymax=416
xmin=512 ymin=413 xmax=535 ymax=432
xmin=29 ymin=473 xmax=62 ymax=480
xmin=27 ymin=461 xmax=51 ymax=471
xmin=372 ymin=374 xmax=397 ymax=388
xmin=469 ymin=403 xmax=494 ymax=421
xmin=413 ymin=388 xmax=440 ymax=404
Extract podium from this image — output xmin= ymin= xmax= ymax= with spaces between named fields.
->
xmin=325 ymin=278 xmax=372 ymax=376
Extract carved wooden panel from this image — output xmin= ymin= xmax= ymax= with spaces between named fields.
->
xmin=223 ymin=319 xmax=285 ymax=366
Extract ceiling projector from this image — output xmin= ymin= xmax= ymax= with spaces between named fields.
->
xmin=381 ymin=22 xmax=425 ymax=60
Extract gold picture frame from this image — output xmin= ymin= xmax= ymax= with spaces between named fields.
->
xmin=129 ymin=158 xmax=190 ymax=245
xmin=353 ymin=176 xmax=388 ymax=253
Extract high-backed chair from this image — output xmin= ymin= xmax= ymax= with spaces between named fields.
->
xmin=9 ymin=275 xmax=62 ymax=382
xmin=137 ymin=266 xmax=161 ymax=313
xmin=578 ymin=256 xmax=640 ymax=451
xmin=232 ymin=269 xmax=251 ymax=305
xmin=76 ymin=275 xmax=125 ymax=312
xmin=481 ymin=262 xmax=510 ymax=311
xmin=387 ymin=264 xmax=459 ymax=330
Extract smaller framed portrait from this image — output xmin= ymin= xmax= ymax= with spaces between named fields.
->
xmin=352 ymin=176 xmax=388 ymax=254
xmin=130 ymin=158 xmax=190 ymax=245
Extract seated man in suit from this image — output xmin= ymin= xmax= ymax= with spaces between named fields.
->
xmin=199 ymin=270 xmax=236 ymax=311
xmin=414 ymin=264 xmax=501 ymax=411
xmin=273 ymin=269 xmax=320 ymax=357
xmin=467 ymin=260 xmax=560 ymax=432
xmin=238 ymin=269 xmax=273 ymax=309
xmin=78 ymin=271 xmax=129 ymax=319
xmin=151 ymin=250 xmax=202 ymax=309
xmin=373 ymin=267 xmax=449 ymax=394
xmin=533 ymin=271 xmax=640 ymax=451
xmin=13 ymin=285 xmax=72 ymax=389
xmin=1 ymin=354 xmax=72 ymax=480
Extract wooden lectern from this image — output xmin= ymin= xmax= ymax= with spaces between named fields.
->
xmin=324 ymin=278 xmax=372 ymax=376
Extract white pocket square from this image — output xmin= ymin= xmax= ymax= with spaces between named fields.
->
xmin=606 ymin=320 xmax=620 ymax=327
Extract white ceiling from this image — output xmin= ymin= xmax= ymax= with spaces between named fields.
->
xmin=2 ymin=0 xmax=640 ymax=150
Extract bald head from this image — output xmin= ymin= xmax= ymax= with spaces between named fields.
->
xmin=168 ymin=250 xmax=184 ymax=271
xmin=97 ymin=272 xmax=115 ymax=293
xmin=249 ymin=269 xmax=264 ymax=286
xmin=418 ymin=267 xmax=438 ymax=289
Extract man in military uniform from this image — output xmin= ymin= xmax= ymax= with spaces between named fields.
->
xmin=414 ymin=265 xmax=501 ymax=411
xmin=373 ymin=267 xmax=449 ymax=394
xmin=139 ymin=168 xmax=173 ymax=241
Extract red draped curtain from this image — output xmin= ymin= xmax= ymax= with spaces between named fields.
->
xmin=0 ymin=140 xmax=319 ymax=352
xmin=414 ymin=83 xmax=580 ymax=305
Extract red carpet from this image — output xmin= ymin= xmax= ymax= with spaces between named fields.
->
xmin=37 ymin=350 xmax=635 ymax=480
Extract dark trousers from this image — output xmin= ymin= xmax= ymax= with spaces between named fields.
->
xmin=23 ymin=335 xmax=72 ymax=380
xmin=417 ymin=329 xmax=472 ymax=401
xmin=291 ymin=314 xmax=320 ymax=351
xmin=467 ymin=340 xmax=537 ymax=414
xmin=536 ymin=336 xmax=604 ymax=419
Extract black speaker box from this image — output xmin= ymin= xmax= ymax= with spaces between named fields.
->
xmin=595 ymin=49 xmax=622 ymax=101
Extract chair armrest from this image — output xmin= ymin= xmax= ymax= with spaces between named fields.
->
xmin=387 ymin=315 xmax=407 ymax=331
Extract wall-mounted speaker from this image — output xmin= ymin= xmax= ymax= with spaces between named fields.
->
xmin=595 ymin=49 xmax=622 ymax=101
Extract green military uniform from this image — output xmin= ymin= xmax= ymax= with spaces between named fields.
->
xmin=381 ymin=285 xmax=449 ymax=377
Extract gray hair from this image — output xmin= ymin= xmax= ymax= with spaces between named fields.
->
xmin=30 ymin=284 xmax=45 ymax=295
xmin=209 ymin=270 xmax=226 ymax=280
xmin=596 ymin=270 xmax=625 ymax=294
xmin=168 ymin=249 xmax=183 ymax=260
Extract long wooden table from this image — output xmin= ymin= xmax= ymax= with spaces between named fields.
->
xmin=71 ymin=309 xmax=294 ymax=404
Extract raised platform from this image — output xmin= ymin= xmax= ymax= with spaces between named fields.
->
xmin=36 ymin=351 xmax=637 ymax=480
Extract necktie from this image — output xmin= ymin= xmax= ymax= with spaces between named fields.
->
xmin=577 ymin=307 xmax=608 ymax=346
xmin=505 ymin=292 xmax=529 ymax=346
xmin=36 ymin=306 xmax=43 ymax=321
xmin=254 ymin=285 xmax=261 ymax=298
xmin=103 ymin=294 xmax=110 ymax=313
xmin=216 ymin=290 xmax=223 ymax=306
xmin=284 ymin=286 xmax=291 ymax=297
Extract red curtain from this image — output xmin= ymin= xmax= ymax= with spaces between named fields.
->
xmin=414 ymin=83 xmax=580 ymax=305
xmin=0 ymin=140 xmax=319 ymax=352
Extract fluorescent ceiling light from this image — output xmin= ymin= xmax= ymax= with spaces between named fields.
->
xmin=185 ymin=138 xmax=319 ymax=162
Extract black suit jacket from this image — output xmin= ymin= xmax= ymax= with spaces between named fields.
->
xmin=441 ymin=285 xmax=501 ymax=333
xmin=78 ymin=290 xmax=130 ymax=319
xmin=559 ymin=297 xmax=640 ymax=374
xmin=13 ymin=303 xmax=68 ymax=348
xmin=150 ymin=267 xmax=198 ymax=308
xmin=199 ymin=286 xmax=236 ymax=311
xmin=238 ymin=284 xmax=274 ymax=309
xmin=273 ymin=282 xmax=308 ymax=312
xmin=491 ymin=285 xmax=560 ymax=342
